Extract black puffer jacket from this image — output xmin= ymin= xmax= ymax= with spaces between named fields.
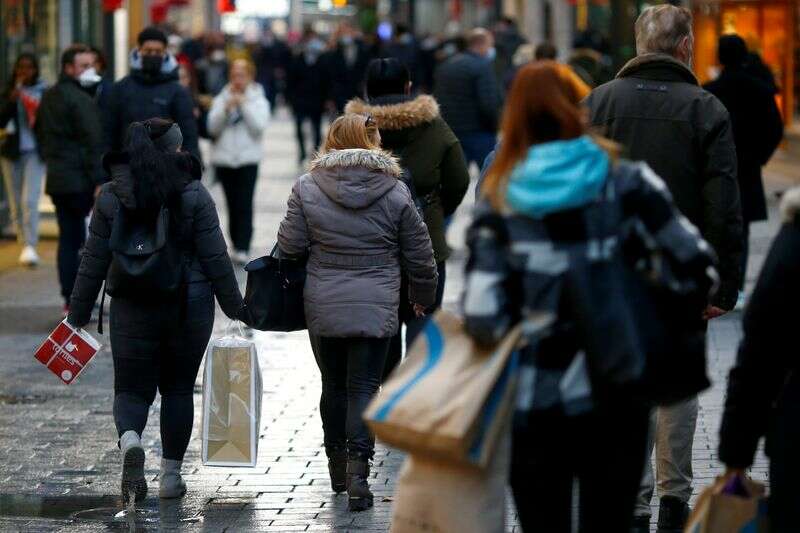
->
xmin=433 ymin=51 xmax=502 ymax=134
xmin=586 ymin=54 xmax=744 ymax=310
xmin=67 ymin=152 xmax=242 ymax=328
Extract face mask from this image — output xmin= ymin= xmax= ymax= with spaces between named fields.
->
xmin=340 ymin=35 xmax=354 ymax=47
xmin=78 ymin=67 xmax=102 ymax=87
xmin=211 ymin=49 xmax=227 ymax=62
xmin=141 ymin=54 xmax=164 ymax=74
xmin=486 ymin=47 xmax=497 ymax=61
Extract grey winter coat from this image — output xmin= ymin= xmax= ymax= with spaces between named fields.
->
xmin=277 ymin=148 xmax=438 ymax=338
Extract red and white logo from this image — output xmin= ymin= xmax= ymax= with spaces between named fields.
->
xmin=34 ymin=320 xmax=101 ymax=385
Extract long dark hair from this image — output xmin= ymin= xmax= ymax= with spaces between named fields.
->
xmin=5 ymin=53 xmax=40 ymax=94
xmin=125 ymin=118 xmax=191 ymax=213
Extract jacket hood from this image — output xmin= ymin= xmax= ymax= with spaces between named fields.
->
xmin=102 ymin=150 xmax=201 ymax=210
xmin=344 ymin=95 xmax=440 ymax=130
xmin=309 ymin=148 xmax=402 ymax=209
xmin=617 ymin=53 xmax=698 ymax=85
xmin=780 ymin=186 xmax=800 ymax=223
xmin=506 ymin=136 xmax=610 ymax=218
xmin=129 ymin=50 xmax=179 ymax=84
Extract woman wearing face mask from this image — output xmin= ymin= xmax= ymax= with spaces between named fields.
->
xmin=207 ymin=59 xmax=271 ymax=264
xmin=0 ymin=53 xmax=48 ymax=267
xmin=67 ymin=118 xmax=244 ymax=504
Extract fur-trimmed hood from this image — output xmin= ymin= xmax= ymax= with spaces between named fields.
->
xmin=344 ymin=95 xmax=440 ymax=131
xmin=309 ymin=148 xmax=402 ymax=209
xmin=780 ymin=186 xmax=800 ymax=223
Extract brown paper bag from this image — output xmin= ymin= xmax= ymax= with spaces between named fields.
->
xmin=684 ymin=476 xmax=768 ymax=533
xmin=390 ymin=428 xmax=510 ymax=533
xmin=201 ymin=333 xmax=262 ymax=467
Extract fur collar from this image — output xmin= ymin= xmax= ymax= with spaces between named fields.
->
xmin=780 ymin=187 xmax=800 ymax=223
xmin=344 ymin=95 xmax=440 ymax=131
xmin=310 ymin=148 xmax=402 ymax=177
xmin=617 ymin=53 xmax=698 ymax=86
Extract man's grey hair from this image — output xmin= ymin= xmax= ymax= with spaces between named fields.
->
xmin=635 ymin=5 xmax=693 ymax=56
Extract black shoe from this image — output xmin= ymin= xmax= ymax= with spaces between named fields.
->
xmin=657 ymin=496 xmax=690 ymax=532
xmin=631 ymin=514 xmax=650 ymax=533
xmin=346 ymin=460 xmax=373 ymax=512
xmin=327 ymin=449 xmax=347 ymax=494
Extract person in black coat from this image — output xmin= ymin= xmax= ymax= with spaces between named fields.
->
xmin=67 ymin=118 xmax=243 ymax=505
xmin=102 ymin=27 xmax=199 ymax=158
xmin=322 ymin=24 xmax=373 ymax=114
xmin=287 ymin=31 xmax=330 ymax=164
xmin=704 ymin=34 xmax=783 ymax=297
xmin=718 ymin=187 xmax=800 ymax=533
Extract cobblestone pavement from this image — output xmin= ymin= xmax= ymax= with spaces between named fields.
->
xmin=0 ymin=109 xmax=797 ymax=532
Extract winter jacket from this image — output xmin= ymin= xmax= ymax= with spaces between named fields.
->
xmin=704 ymin=68 xmax=784 ymax=223
xmin=0 ymin=81 xmax=46 ymax=159
xmin=718 ymin=187 xmax=800 ymax=469
xmin=586 ymin=54 xmax=744 ymax=310
xmin=207 ymin=82 xmax=271 ymax=168
xmin=287 ymin=52 xmax=329 ymax=115
xmin=67 ymin=151 xmax=243 ymax=328
xmin=344 ymin=95 xmax=470 ymax=262
xmin=35 ymin=75 xmax=105 ymax=195
xmin=277 ymin=148 xmax=438 ymax=338
xmin=321 ymin=42 xmax=373 ymax=112
xmin=463 ymin=137 xmax=716 ymax=412
xmin=433 ymin=51 xmax=502 ymax=134
xmin=102 ymin=51 xmax=199 ymax=157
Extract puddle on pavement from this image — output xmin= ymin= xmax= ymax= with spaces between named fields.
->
xmin=0 ymin=494 xmax=202 ymax=529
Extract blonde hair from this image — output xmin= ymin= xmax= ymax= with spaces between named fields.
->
xmin=635 ymin=5 xmax=693 ymax=56
xmin=321 ymin=114 xmax=380 ymax=153
xmin=229 ymin=58 xmax=255 ymax=78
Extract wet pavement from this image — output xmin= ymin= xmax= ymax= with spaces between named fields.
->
xmin=0 ymin=109 xmax=797 ymax=532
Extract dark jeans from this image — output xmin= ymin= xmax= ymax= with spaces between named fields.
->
xmin=110 ymin=282 xmax=215 ymax=461
xmin=511 ymin=401 xmax=650 ymax=532
xmin=294 ymin=110 xmax=323 ymax=162
xmin=51 ymin=192 xmax=94 ymax=303
xmin=216 ymin=165 xmax=259 ymax=253
xmin=456 ymin=130 xmax=496 ymax=170
xmin=309 ymin=335 xmax=389 ymax=460
xmin=383 ymin=262 xmax=446 ymax=381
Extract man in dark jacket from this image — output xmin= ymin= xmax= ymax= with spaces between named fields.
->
xmin=433 ymin=28 xmax=502 ymax=171
xmin=719 ymin=187 xmax=800 ymax=533
xmin=704 ymin=34 xmax=783 ymax=307
xmin=585 ymin=6 xmax=743 ymax=532
xmin=288 ymin=31 xmax=330 ymax=164
xmin=322 ymin=23 xmax=373 ymax=114
xmin=103 ymin=27 xmax=199 ymax=157
xmin=36 ymin=44 xmax=105 ymax=311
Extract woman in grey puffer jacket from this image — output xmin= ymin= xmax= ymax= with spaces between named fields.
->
xmin=277 ymin=114 xmax=437 ymax=511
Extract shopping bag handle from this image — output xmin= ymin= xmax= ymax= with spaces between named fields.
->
xmin=225 ymin=320 xmax=246 ymax=338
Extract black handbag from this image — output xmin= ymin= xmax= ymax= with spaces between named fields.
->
xmin=243 ymin=244 xmax=307 ymax=332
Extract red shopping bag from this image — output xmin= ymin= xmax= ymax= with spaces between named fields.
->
xmin=34 ymin=320 xmax=101 ymax=385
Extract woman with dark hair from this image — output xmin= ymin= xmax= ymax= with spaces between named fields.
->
xmin=345 ymin=58 xmax=469 ymax=379
xmin=66 ymin=118 xmax=244 ymax=504
xmin=463 ymin=63 xmax=717 ymax=532
xmin=0 ymin=53 xmax=47 ymax=266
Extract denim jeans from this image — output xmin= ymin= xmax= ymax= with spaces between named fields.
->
xmin=51 ymin=192 xmax=94 ymax=302
xmin=1 ymin=151 xmax=45 ymax=246
xmin=456 ymin=130 xmax=496 ymax=170
xmin=309 ymin=334 xmax=389 ymax=460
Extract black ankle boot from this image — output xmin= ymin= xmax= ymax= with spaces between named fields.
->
xmin=327 ymin=449 xmax=347 ymax=494
xmin=346 ymin=460 xmax=373 ymax=512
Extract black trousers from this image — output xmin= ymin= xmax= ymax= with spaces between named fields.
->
xmin=110 ymin=282 xmax=215 ymax=461
xmin=309 ymin=334 xmax=389 ymax=460
xmin=511 ymin=401 xmax=650 ymax=533
xmin=383 ymin=262 xmax=446 ymax=381
xmin=294 ymin=110 xmax=322 ymax=162
xmin=216 ymin=165 xmax=258 ymax=253
xmin=51 ymin=192 xmax=94 ymax=303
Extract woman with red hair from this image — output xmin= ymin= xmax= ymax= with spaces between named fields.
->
xmin=462 ymin=62 xmax=717 ymax=531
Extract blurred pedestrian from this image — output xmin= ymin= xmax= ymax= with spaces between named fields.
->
xmin=381 ymin=24 xmax=420 ymax=85
xmin=35 ymin=44 xmax=105 ymax=314
xmin=434 ymin=28 xmax=501 ymax=171
xmin=287 ymin=30 xmax=329 ymax=165
xmin=254 ymin=29 xmax=291 ymax=110
xmin=103 ymin=27 xmax=199 ymax=158
xmin=207 ymin=59 xmax=270 ymax=265
xmin=464 ymin=62 xmax=716 ymax=533
xmin=323 ymin=23 xmax=373 ymax=114
xmin=88 ymin=46 xmax=112 ymax=108
xmin=0 ymin=53 xmax=47 ymax=267
xmin=177 ymin=59 xmax=210 ymax=139
xmin=196 ymin=33 xmax=229 ymax=97
xmin=346 ymin=58 xmax=469 ymax=379
xmin=718 ymin=187 xmax=800 ymax=533
xmin=276 ymin=114 xmax=437 ymax=512
xmin=492 ymin=17 xmax=526 ymax=88
xmin=704 ymin=34 xmax=783 ymax=308
xmin=585 ymin=6 xmax=744 ymax=531
xmin=505 ymin=43 xmax=590 ymax=99
xmin=66 ymin=118 xmax=244 ymax=504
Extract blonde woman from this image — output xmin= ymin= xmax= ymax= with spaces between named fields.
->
xmin=276 ymin=114 xmax=437 ymax=511
xmin=207 ymin=58 xmax=270 ymax=264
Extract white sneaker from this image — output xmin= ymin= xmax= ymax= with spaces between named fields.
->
xmin=19 ymin=245 xmax=40 ymax=267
